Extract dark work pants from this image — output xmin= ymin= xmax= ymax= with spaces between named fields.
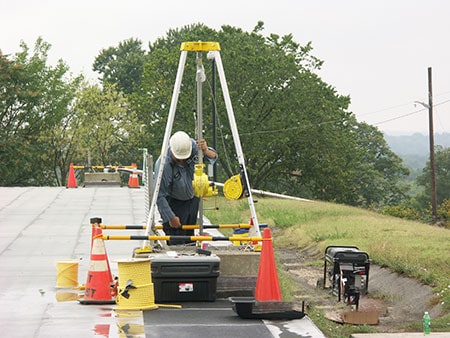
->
xmin=162 ymin=196 xmax=199 ymax=245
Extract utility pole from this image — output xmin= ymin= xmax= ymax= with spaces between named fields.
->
xmin=427 ymin=67 xmax=438 ymax=223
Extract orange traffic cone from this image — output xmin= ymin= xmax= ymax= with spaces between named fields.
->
xmin=66 ymin=163 xmax=77 ymax=188
xmin=254 ymin=228 xmax=282 ymax=301
xmin=79 ymin=229 xmax=115 ymax=304
xmin=128 ymin=163 xmax=140 ymax=188
xmin=90 ymin=218 xmax=113 ymax=284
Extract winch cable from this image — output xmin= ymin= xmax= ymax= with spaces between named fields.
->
xmin=204 ymin=75 xmax=238 ymax=176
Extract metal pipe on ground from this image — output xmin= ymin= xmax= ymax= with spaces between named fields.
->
xmin=102 ymin=235 xmax=265 ymax=242
xmin=99 ymin=223 xmax=264 ymax=230
xmin=214 ymin=182 xmax=312 ymax=202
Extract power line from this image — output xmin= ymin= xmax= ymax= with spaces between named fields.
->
xmin=360 ymin=91 xmax=450 ymax=118
xmin=239 ymin=98 xmax=450 ymax=137
xmin=372 ymin=108 xmax=425 ymax=126
xmin=372 ymin=98 xmax=450 ymax=127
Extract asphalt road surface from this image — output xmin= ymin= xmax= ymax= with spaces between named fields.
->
xmin=0 ymin=186 xmax=325 ymax=338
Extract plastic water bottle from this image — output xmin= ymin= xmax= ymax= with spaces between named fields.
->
xmin=423 ymin=311 xmax=431 ymax=335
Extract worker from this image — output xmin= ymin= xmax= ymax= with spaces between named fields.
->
xmin=155 ymin=131 xmax=218 ymax=245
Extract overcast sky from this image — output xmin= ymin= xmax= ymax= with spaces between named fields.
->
xmin=2 ymin=0 xmax=450 ymax=136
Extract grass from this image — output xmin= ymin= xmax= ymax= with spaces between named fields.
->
xmin=204 ymin=195 xmax=450 ymax=335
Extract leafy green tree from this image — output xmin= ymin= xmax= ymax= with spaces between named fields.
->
xmin=93 ymin=38 xmax=146 ymax=94
xmin=351 ymin=123 xmax=410 ymax=207
xmin=74 ymin=83 xmax=142 ymax=167
xmin=417 ymin=145 xmax=450 ymax=206
xmin=37 ymin=95 xmax=84 ymax=187
xmin=0 ymin=50 xmax=29 ymax=184
xmin=0 ymin=38 xmax=83 ymax=186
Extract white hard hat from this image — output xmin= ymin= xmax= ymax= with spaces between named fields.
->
xmin=169 ymin=131 xmax=192 ymax=159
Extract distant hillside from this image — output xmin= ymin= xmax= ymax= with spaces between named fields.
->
xmin=384 ymin=132 xmax=450 ymax=170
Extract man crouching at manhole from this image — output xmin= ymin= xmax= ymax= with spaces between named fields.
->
xmin=155 ymin=131 xmax=218 ymax=245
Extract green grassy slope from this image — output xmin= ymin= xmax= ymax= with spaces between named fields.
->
xmin=205 ymin=196 xmax=450 ymax=312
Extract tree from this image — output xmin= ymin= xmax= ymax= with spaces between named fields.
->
xmin=350 ymin=123 xmax=410 ymax=207
xmin=38 ymin=91 xmax=85 ymax=187
xmin=417 ymin=145 xmax=450 ymax=206
xmin=0 ymin=38 xmax=83 ymax=186
xmin=73 ymin=83 xmax=142 ymax=167
xmin=93 ymin=38 xmax=146 ymax=94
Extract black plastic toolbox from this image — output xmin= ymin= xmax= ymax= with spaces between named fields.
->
xmin=150 ymin=255 xmax=220 ymax=302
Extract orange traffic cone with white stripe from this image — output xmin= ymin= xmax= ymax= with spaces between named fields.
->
xmin=79 ymin=227 xmax=115 ymax=305
xmin=89 ymin=218 xmax=113 ymax=284
xmin=128 ymin=163 xmax=140 ymax=188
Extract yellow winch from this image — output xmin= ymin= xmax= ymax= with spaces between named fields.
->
xmin=223 ymin=174 xmax=244 ymax=200
xmin=192 ymin=164 xmax=218 ymax=198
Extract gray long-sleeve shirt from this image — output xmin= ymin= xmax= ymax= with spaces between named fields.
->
xmin=154 ymin=139 xmax=217 ymax=223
